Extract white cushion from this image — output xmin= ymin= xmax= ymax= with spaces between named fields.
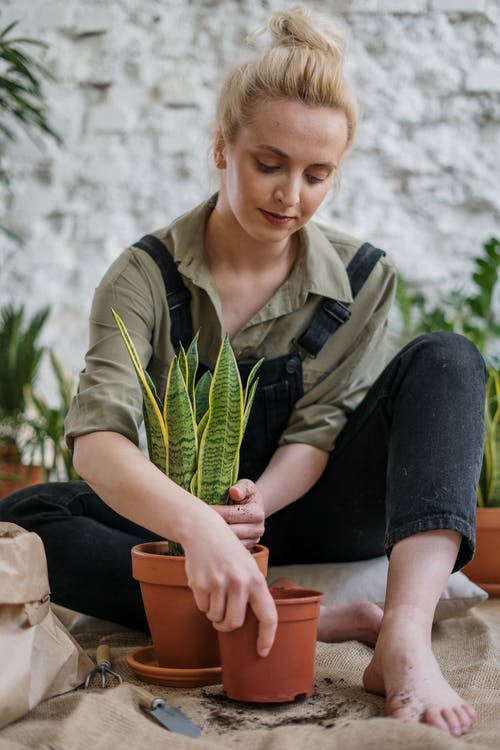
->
xmin=268 ymin=556 xmax=488 ymax=622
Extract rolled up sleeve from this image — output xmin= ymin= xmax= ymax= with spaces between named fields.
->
xmin=64 ymin=248 xmax=171 ymax=448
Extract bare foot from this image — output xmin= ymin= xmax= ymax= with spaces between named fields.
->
xmin=318 ymin=600 xmax=383 ymax=645
xmin=363 ymin=606 xmax=476 ymax=736
xmin=269 ymin=577 xmax=383 ymax=645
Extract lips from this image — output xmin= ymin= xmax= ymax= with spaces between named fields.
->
xmin=259 ymin=209 xmax=296 ymax=227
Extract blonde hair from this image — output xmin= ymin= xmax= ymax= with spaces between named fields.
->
xmin=215 ymin=6 xmax=358 ymax=153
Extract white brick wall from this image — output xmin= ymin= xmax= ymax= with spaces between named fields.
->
xmin=1 ymin=0 xmax=499 ymax=397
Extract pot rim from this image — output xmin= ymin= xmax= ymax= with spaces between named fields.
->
xmin=269 ymin=587 xmax=324 ymax=605
xmin=132 ymin=541 xmax=269 ymax=560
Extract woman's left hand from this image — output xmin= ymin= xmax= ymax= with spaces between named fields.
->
xmin=213 ymin=479 xmax=266 ymax=550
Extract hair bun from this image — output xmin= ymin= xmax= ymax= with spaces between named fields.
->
xmin=267 ymin=5 xmax=345 ymax=62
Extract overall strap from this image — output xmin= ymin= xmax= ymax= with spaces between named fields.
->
xmin=132 ymin=234 xmax=194 ymax=350
xmin=134 ymin=234 xmax=385 ymax=358
xmin=294 ymin=242 xmax=385 ymax=358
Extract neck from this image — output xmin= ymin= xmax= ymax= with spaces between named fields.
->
xmin=204 ymin=202 xmax=296 ymax=273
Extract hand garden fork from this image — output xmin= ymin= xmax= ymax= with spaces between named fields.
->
xmin=84 ymin=642 xmax=123 ymax=689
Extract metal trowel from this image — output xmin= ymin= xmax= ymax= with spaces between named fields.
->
xmin=132 ymin=684 xmax=202 ymax=738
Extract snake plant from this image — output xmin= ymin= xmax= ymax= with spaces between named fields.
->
xmin=478 ymin=369 xmax=500 ymax=507
xmin=112 ymin=310 xmax=262 ymax=507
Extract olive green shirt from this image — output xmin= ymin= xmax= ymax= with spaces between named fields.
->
xmin=65 ymin=195 xmax=397 ymax=454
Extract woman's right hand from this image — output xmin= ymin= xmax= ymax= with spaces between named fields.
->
xmin=182 ymin=510 xmax=277 ymax=657
xmin=73 ymin=433 xmax=277 ymax=655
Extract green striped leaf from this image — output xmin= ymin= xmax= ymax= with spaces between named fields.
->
xmin=143 ymin=370 xmax=168 ymax=471
xmin=231 ymin=454 xmax=239 ymax=486
xmin=243 ymin=358 xmax=263 ymax=410
xmin=194 ymin=370 xmax=212 ymax=424
xmin=184 ymin=332 xmax=199 ymax=407
xmin=195 ymin=336 xmax=244 ymax=504
xmin=196 ymin=408 xmax=209 ymax=444
xmin=112 ymin=309 xmax=167 ymax=473
xmin=242 ymin=377 xmax=259 ymax=437
xmin=164 ymin=356 xmax=198 ymax=490
xmin=177 ymin=344 xmax=188 ymax=385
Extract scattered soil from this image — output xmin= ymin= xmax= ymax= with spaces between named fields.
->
xmin=201 ymin=678 xmax=379 ymax=732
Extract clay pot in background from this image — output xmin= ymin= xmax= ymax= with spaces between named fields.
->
xmin=131 ymin=542 xmax=269 ymax=670
xmin=463 ymin=508 xmax=500 ymax=597
xmin=218 ymin=587 xmax=323 ymax=703
xmin=0 ymin=463 xmax=44 ymax=500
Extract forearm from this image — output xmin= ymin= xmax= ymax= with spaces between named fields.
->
xmin=73 ymin=431 xmax=220 ymax=547
xmin=256 ymin=443 xmax=329 ymax=518
xmin=73 ymin=430 xmax=277 ymax=656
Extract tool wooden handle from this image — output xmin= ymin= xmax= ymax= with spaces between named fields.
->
xmin=96 ymin=642 xmax=111 ymax=665
xmin=132 ymin=684 xmax=156 ymax=710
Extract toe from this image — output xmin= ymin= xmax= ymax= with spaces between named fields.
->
xmin=424 ymin=707 xmax=452 ymax=734
xmin=454 ymin=704 xmax=476 ymax=734
xmin=441 ymin=707 xmax=463 ymax=736
xmin=463 ymin=703 xmax=477 ymax=723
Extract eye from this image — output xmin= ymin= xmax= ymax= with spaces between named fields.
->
xmin=255 ymin=159 xmax=280 ymax=173
xmin=306 ymin=174 xmax=325 ymax=185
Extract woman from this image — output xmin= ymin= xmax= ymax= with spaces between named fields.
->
xmin=1 ymin=6 xmax=485 ymax=737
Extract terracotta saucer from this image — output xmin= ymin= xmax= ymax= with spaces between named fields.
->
xmin=127 ymin=645 xmax=222 ymax=687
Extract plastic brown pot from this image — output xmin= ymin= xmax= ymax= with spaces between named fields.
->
xmin=217 ymin=587 xmax=324 ymax=703
xmin=131 ymin=542 xmax=269 ymax=670
xmin=462 ymin=507 xmax=500 ymax=597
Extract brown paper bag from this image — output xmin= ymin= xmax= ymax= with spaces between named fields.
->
xmin=0 ymin=522 xmax=94 ymax=729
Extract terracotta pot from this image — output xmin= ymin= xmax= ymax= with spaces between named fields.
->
xmin=0 ymin=463 xmax=44 ymax=499
xmin=217 ymin=586 xmax=324 ymax=703
xmin=131 ymin=542 xmax=269 ymax=670
xmin=463 ymin=507 xmax=500 ymax=597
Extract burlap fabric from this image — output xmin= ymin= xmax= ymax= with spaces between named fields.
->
xmin=1 ymin=600 xmax=499 ymax=749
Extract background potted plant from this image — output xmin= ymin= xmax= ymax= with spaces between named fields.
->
xmin=113 ymin=312 xmax=267 ymax=685
xmin=0 ymin=304 xmax=78 ymax=497
xmin=0 ymin=304 xmax=49 ymax=496
xmin=1 ymin=22 xmax=64 ymax=495
xmin=0 ymin=20 xmax=61 ymax=240
xmin=395 ymin=236 xmax=500 ymax=594
xmin=27 ymin=350 xmax=80 ymax=483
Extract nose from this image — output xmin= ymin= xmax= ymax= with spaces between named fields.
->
xmin=275 ymin=175 xmax=300 ymax=208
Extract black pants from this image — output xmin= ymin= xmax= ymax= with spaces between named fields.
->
xmin=0 ymin=333 xmax=486 ymax=630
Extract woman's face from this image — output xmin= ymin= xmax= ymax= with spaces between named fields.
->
xmin=215 ymin=98 xmax=349 ymax=248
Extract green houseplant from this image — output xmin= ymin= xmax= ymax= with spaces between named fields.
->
xmin=394 ymin=236 xmax=500 ymax=594
xmin=0 ymin=304 xmax=49 ymax=495
xmin=1 ymin=22 xmax=62 ymax=493
xmin=27 ymin=351 xmax=79 ymax=483
xmin=0 ymin=21 xmax=61 ymax=240
xmin=0 ymin=305 xmax=78 ymax=496
xmin=113 ymin=310 xmax=268 ymax=684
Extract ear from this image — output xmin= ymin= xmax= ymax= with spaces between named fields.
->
xmin=213 ymin=130 xmax=227 ymax=170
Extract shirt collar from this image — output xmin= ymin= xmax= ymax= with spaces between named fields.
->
xmin=166 ymin=195 xmax=354 ymax=311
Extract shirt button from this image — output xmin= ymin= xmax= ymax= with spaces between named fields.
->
xmin=285 ymin=358 xmax=300 ymax=374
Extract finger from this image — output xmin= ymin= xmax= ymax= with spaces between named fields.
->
xmin=212 ymin=587 xmax=248 ymax=632
xmin=224 ymin=522 xmax=264 ymax=541
xmin=191 ymin=589 xmax=210 ymax=613
xmin=229 ymin=479 xmax=255 ymax=502
xmin=206 ymin=590 xmax=227 ymax=624
xmin=214 ymin=505 xmax=263 ymax=527
xmin=249 ymin=583 xmax=278 ymax=658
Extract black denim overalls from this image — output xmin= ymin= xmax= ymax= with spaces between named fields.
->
xmin=132 ymin=234 xmax=384 ymax=482
xmin=1 ymin=234 xmax=486 ymax=628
